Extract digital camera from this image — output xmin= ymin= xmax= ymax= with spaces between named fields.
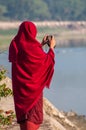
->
xmin=46 ymin=35 xmax=53 ymax=46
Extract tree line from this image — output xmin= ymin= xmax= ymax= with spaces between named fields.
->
xmin=0 ymin=0 xmax=86 ymax=21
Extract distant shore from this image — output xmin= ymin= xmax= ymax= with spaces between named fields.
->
xmin=0 ymin=21 xmax=86 ymax=50
xmin=0 ymin=21 xmax=86 ymax=29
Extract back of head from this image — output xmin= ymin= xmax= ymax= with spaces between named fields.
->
xmin=9 ymin=21 xmax=39 ymax=63
xmin=16 ymin=21 xmax=37 ymax=41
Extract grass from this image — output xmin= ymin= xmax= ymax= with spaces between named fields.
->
xmin=0 ymin=26 xmax=86 ymax=51
xmin=37 ymin=26 xmax=86 ymax=41
xmin=0 ymin=29 xmax=17 ymax=36
xmin=0 ymin=29 xmax=18 ymax=51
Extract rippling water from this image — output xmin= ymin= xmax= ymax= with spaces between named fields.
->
xmin=0 ymin=47 xmax=86 ymax=115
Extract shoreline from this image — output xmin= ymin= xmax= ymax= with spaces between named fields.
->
xmin=0 ymin=21 xmax=86 ymax=29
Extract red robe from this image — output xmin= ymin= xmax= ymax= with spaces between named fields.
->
xmin=9 ymin=21 xmax=55 ymax=123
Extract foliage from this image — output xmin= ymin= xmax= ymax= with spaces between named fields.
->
xmin=44 ymin=0 xmax=86 ymax=21
xmin=0 ymin=83 xmax=12 ymax=99
xmin=0 ymin=66 xmax=15 ymax=127
xmin=0 ymin=4 xmax=9 ymax=20
xmin=0 ymin=66 xmax=13 ymax=98
xmin=0 ymin=110 xmax=15 ymax=126
xmin=0 ymin=0 xmax=86 ymax=20
xmin=0 ymin=66 xmax=7 ymax=81
xmin=0 ymin=4 xmax=7 ymax=16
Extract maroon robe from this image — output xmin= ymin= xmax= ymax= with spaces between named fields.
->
xmin=9 ymin=21 xmax=55 ymax=123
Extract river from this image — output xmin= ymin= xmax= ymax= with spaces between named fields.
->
xmin=0 ymin=46 xmax=86 ymax=115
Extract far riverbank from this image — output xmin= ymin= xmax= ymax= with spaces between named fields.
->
xmin=0 ymin=21 xmax=86 ymax=50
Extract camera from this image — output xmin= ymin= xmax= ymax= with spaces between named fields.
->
xmin=46 ymin=35 xmax=53 ymax=46
xmin=46 ymin=35 xmax=52 ymax=41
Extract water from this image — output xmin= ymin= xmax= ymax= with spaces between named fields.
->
xmin=0 ymin=47 xmax=86 ymax=115
xmin=44 ymin=47 xmax=86 ymax=115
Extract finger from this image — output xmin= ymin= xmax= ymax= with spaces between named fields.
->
xmin=44 ymin=35 xmax=48 ymax=41
xmin=52 ymin=35 xmax=55 ymax=39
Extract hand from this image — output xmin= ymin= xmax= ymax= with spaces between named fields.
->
xmin=41 ymin=35 xmax=48 ymax=46
xmin=50 ymin=36 xmax=56 ymax=49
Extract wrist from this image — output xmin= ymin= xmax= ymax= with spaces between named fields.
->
xmin=50 ymin=46 xmax=54 ymax=50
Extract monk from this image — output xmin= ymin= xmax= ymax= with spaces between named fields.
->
xmin=9 ymin=21 xmax=55 ymax=130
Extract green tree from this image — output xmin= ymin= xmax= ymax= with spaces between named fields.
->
xmin=0 ymin=0 xmax=86 ymax=20
xmin=26 ymin=0 xmax=51 ymax=20
xmin=44 ymin=0 xmax=86 ymax=21
xmin=0 ymin=4 xmax=7 ymax=19
xmin=0 ymin=0 xmax=50 ymax=20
